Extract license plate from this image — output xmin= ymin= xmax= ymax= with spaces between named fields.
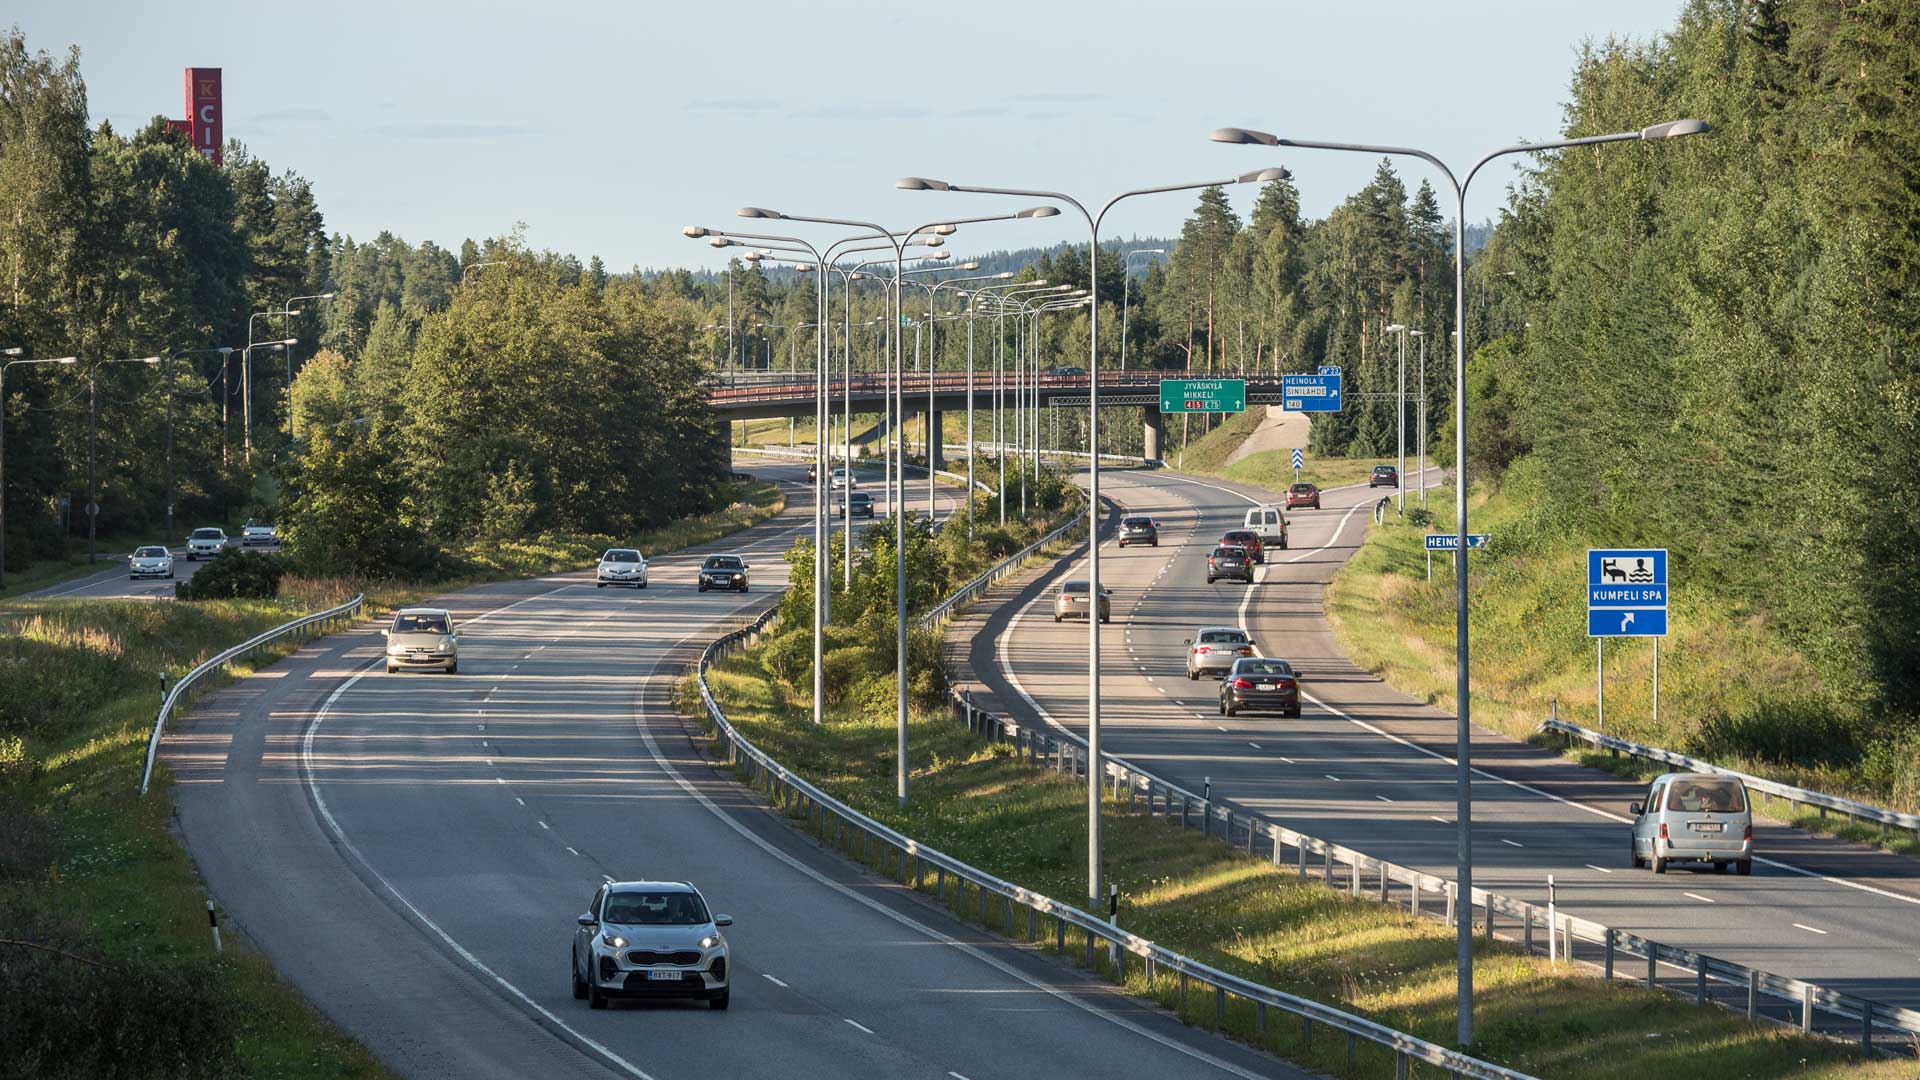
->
xmin=1694 ymin=822 xmax=1723 ymax=833
xmin=1257 ymin=684 xmax=1276 ymax=691
xmin=646 ymin=969 xmax=682 ymax=981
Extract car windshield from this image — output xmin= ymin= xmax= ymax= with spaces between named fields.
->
xmin=1665 ymin=778 xmax=1746 ymax=813
xmin=1224 ymin=531 xmax=1256 ymax=542
xmin=704 ymin=556 xmax=743 ymax=570
xmin=1199 ymin=630 xmax=1248 ymax=644
xmin=1374 ymin=466 xmax=1395 ymax=474
xmin=1236 ymin=659 xmax=1293 ymax=677
xmin=603 ymin=890 xmax=710 ymax=926
xmin=1212 ymin=547 xmax=1243 ymax=559
xmin=191 ymin=529 xmax=223 ymax=539
xmin=850 ymin=492 xmax=870 ymax=501
xmin=1061 ymin=582 xmax=1090 ymax=595
xmin=135 ymin=546 xmax=169 ymax=558
xmin=602 ymin=550 xmax=640 ymax=563
xmin=1124 ymin=518 xmax=1151 ymax=527
xmin=392 ymin=613 xmax=450 ymax=634
xmin=1290 ymin=484 xmax=1314 ymax=493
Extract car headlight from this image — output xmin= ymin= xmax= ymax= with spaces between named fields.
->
xmin=699 ymin=935 xmax=720 ymax=949
xmin=603 ymin=933 xmax=626 ymax=949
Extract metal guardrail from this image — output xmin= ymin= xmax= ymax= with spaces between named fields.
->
xmin=137 ymin=592 xmax=365 ymax=795
xmin=916 ymin=505 xmax=1090 ymax=631
xmin=695 ymin=607 xmax=1537 ymax=1080
xmin=1539 ymin=717 xmax=1920 ymax=841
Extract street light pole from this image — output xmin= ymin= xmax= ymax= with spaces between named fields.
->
xmin=900 ymin=166 xmax=1286 ymax=911
xmin=0 ymin=351 xmax=78 ymax=587
xmin=280 ymin=292 xmax=337 ymax=439
xmin=1211 ymin=115 xmax=1710 ymax=1046
xmin=85 ymin=355 xmax=162 ymax=563
xmin=1386 ymin=322 xmax=1408 ymax=512
xmin=1411 ymin=329 xmax=1427 ymax=504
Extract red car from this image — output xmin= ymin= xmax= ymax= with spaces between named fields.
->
xmin=1285 ymin=482 xmax=1321 ymax=510
xmin=1221 ymin=529 xmax=1264 ymax=564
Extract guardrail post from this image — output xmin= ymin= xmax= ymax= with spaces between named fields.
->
xmin=1484 ymin=896 xmax=1494 ymax=940
xmin=1269 ymin=825 xmax=1282 ymax=867
xmin=1859 ymin=999 xmax=1872 ymax=1052
xmin=1801 ymin=984 xmax=1813 ymax=1031
xmin=1202 ymin=802 xmax=1211 ymax=839
xmin=936 ymin=867 xmax=946 ymax=902
xmin=1301 ymin=1015 xmax=1311 ymax=1050
xmin=1215 ymin=985 xmax=1225 ymax=1025
xmin=1604 ymin=929 xmax=1615 ymax=980
xmin=1746 ymin=969 xmax=1757 ymax=1020
xmin=1445 ymin=882 xmax=1456 ymax=927
xmin=1056 ymin=915 xmax=1066 ymax=952
xmin=1524 ymin=905 xmax=1534 ymax=952
xmin=1379 ymin=864 xmax=1389 ymax=902
xmin=1297 ymin=840 xmax=1307 ymax=879
xmin=1028 ymin=906 xmax=1037 ymax=941
xmin=1695 ymin=954 xmax=1707 ymax=1006
xmin=1322 ymin=845 xmax=1333 ymax=883
xmin=1648 ymin=945 xmax=1658 ymax=989
xmin=1411 ymin=878 xmax=1421 ymax=916
xmin=1348 ymin=856 xmax=1360 ymax=896
xmin=1179 ymin=970 xmax=1189 ymax=1003
xmin=1396 ymin=1051 xmax=1408 ymax=1080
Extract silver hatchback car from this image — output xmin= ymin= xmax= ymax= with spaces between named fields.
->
xmin=573 ymin=880 xmax=732 ymax=1010
xmin=1630 ymin=772 xmax=1753 ymax=875
xmin=1186 ymin=626 xmax=1255 ymax=679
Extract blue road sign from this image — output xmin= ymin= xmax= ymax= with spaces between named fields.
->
xmin=1281 ymin=373 xmax=1343 ymax=413
xmin=1290 ymin=448 xmax=1304 ymax=470
xmin=1588 ymin=548 xmax=1667 ymax=636
xmin=1424 ymin=534 xmax=1489 ymax=551
xmin=1588 ymin=609 xmax=1667 ymax=637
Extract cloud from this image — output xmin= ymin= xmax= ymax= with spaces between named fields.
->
xmin=1011 ymin=92 xmax=1104 ymax=104
xmin=949 ymin=106 xmax=1010 ymax=120
xmin=372 ymin=122 xmax=537 ymax=139
xmin=788 ymin=101 xmax=930 ymax=121
xmin=685 ymin=96 xmax=779 ymax=113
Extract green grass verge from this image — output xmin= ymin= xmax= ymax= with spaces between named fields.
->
xmin=1 ymin=600 xmax=397 ymax=1079
xmin=686 ymin=637 xmax=1896 ymax=1079
xmin=1324 ymin=461 xmax=1919 ymax=850
xmin=1164 ymin=408 xmax=1385 ymax=491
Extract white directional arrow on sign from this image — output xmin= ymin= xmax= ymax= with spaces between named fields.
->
xmin=1621 ymin=612 xmax=1635 ymax=633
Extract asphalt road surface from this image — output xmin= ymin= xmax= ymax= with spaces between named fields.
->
xmin=165 ymin=462 xmax=1304 ymax=1080
xmin=969 ymin=465 xmax=1920 ymax=1010
xmin=18 ymin=540 xmax=275 ymax=601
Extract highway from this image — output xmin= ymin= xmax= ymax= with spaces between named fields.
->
xmin=18 ymin=540 xmax=270 ymax=601
xmin=964 ymin=465 xmax=1920 ymax=1009
xmin=164 ymin=461 xmax=1303 ymax=1080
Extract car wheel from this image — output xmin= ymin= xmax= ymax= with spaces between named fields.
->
xmin=1287 ymin=707 xmax=1301 ymax=718
xmin=1206 ymin=576 xmax=1215 ymax=584
xmin=168 ymin=571 xmax=175 ymax=579
xmin=698 ymin=583 xmax=708 ymax=593
xmin=597 ymin=583 xmax=606 ymax=588
xmin=1222 ymin=698 xmax=1236 ymax=717
xmin=1280 ymin=537 xmax=1289 ymax=550
xmin=572 ymin=953 xmax=587 ymax=1000
xmin=588 ymin=974 xmax=607 ymax=1010
xmin=385 ymin=664 xmax=398 ymax=674
xmin=709 ymin=990 xmax=730 ymax=1011
xmin=1630 ymin=838 xmax=1642 ymax=869
xmin=446 ymin=661 xmax=458 ymax=675
xmin=1736 ymin=858 xmax=1752 ymax=876
xmin=637 ymin=581 xmax=647 ymax=589
xmin=1187 ymin=670 xmax=1197 ymax=681
xmin=1652 ymin=854 xmax=1667 ymax=874
xmin=1151 ymin=541 xmax=1158 ymax=547
xmin=1053 ymin=614 xmax=1061 ymax=623
xmin=1099 ymin=614 xmax=1109 ymax=624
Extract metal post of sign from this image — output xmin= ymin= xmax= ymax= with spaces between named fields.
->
xmin=1597 ymin=639 xmax=1605 ymax=733
xmin=1653 ymin=638 xmax=1660 ymax=728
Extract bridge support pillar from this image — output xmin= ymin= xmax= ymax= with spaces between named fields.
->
xmin=928 ymin=410 xmax=944 ymax=472
xmin=1143 ymin=407 xmax=1165 ymax=464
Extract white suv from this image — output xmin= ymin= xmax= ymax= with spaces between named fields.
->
xmin=573 ymin=881 xmax=732 ymax=1010
xmin=596 ymin=548 xmax=649 ymax=588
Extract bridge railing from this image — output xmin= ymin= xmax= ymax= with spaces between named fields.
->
xmin=706 ymin=370 xmax=1169 ymax=404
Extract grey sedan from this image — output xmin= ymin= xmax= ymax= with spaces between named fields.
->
xmin=1186 ymin=626 xmax=1255 ymax=679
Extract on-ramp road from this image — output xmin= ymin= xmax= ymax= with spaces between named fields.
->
xmin=164 ymin=462 xmax=1304 ymax=1080
xmin=964 ymin=465 xmax=1920 ymax=1010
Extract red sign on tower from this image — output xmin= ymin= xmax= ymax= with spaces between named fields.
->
xmin=184 ymin=68 xmax=222 ymax=166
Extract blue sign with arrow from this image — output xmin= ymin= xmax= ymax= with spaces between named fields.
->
xmin=1587 ymin=548 xmax=1667 ymax=637
xmin=1281 ymin=373 xmax=1342 ymax=413
xmin=1290 ymin=448 xmax=1304 ymax=471
xmin=1425 ymin=534 xmax=1489 ymax=551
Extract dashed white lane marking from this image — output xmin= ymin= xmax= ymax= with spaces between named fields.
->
xmin=1501 ymin=839 xmax=1524 ymax=848
xmin=1324 ymin=774 xmax=1341 ymax=782
xmin=844 ymin=1019 xmax=875 ymax=1035
xmin=602 ymin=874 xmax=615 ymax=883
xmin=566 ymin=846 xmax=580 ymax=856
xmin=1683 ymin=892 xmax=1715 ymax=904
xmin=537 ymin=821 xmax=550 ymax=830
xmin=1248 ymin=742 xmax=1262 ymax=750
xmin=1279 ymin=757 xmax=1295 ymax=764
xmin=761 ymin=973 xmax=789 ymax=988
xmin=1216 ymin=725 xmax=1228 ymax=733
xmin=494 ymin=777 xmax=506 ymax=785
xmin=949 ymin=1073 xmax=973 ymax=1080
xmin=515 ymin=797 xmax=526 ymax=806
xmin=1793 ymin=923 xmax=1828 ymax=935
xmin=1585 ymin=864 xmax=1613 ymax=874
xmin=1375 ymin=795 xmax=1394 ymax=803
xmin=1430 ymin=816 xmax=1449 ymax=824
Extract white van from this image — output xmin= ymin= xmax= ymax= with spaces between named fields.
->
xmin=1242 ymin=506 xmax=1289 ymax=551
xmin=1630 ymin=773 xmax=1753 ymax=874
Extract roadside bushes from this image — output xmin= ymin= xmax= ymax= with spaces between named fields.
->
xmin=174 ymin=549 xmax=285 ymax=600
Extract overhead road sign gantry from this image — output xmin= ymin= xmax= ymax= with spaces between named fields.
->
xmin=1588 ymin=548 xmax=1667 ymax=637
xmin=1159 ymin=378 xmax=1245 ymax=413
xmin=1281 ymin=373 xmax=1342 ymax=412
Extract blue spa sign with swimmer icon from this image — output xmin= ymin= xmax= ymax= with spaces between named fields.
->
xmin=1587 ymin=548 xmax=1668 ymax=637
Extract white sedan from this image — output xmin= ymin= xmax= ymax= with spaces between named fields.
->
xmin=596 ymin=548 xmax=650 ymax=588
xmin=830 ymin=469 xmax=857 ymax=490
xmin=129 ymin=545 xmax=175 ymax=579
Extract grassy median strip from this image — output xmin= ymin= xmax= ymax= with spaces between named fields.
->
xmin=688 ymin=637 xmax=1898 ymax=1079
xmin=1323 ymin=462 xmax=1919 ymax=852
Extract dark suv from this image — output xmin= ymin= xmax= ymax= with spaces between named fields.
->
xmin=838 ymin=491 xmax=875 ymax=518
xmin=1119 ymin=516 xmax=1158 ymax=548
xmin=1207 ymin=545 xmax=1254 ymax=584
xmin=1369 ymin=465 xmax=1399 ymax=489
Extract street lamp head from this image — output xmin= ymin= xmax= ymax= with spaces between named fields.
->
xmin=895 ymin=177 xmax=951 ymax=192
xmin=1236 ymin=166 xmax=1290 ymax=184
xmin=923 ymin=235 xmax=945 ymax=247
xmin=683 ymin=226 xmax=710 ymax=238
xmin=932 ymin=223 xmax=959 ymax=235
xmin=794 ymin=264 xmax=815 ymax=273
xmin=1385 ymin=323 xmax=1406 ymax=333
xmin=708 ymin=236 xmax=732 ymax=248
xmin=953 ymin=261 xmax=981 ymax=271
xmin=1640 ymin=118 xmax=1711 ymax=140
xmin=928 ymin=251 xmax=952 ymax=260
xmin=994 ymin=271 xmax=1015 ymax=279
xmin=743 ymin=252 xmax=764 ymax=262
xmin=318 ymin=292 xmax=336 ymax=300
xmin=1210 ymin=127 xmax=1280 ymax=147
xmin=55 ymin=356 xmax=78 ymax=364
xmin=286 ymin=308 xmax=303 ymax=317
xmin=1 ymin=347 xmax=21 ymax=356
xmin=1016 ymin=206 xmax=1059 ymax=219
xmin=1408 ymin=329 xmax=1425 ymax=338
xmin=736 ymin=206 xmax=785 ymax=219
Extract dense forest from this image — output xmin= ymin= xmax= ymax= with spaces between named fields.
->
xmin=0 ymin=31 xmax=723 ymax=579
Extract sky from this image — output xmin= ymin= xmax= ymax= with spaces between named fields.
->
xmin=15 ymin=0 xmax=1687 ymax=273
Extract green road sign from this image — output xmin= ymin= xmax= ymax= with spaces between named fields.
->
xmin=1159 ymin=378 xmax=1246 ymax=413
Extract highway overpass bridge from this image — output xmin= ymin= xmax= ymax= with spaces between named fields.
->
xmin=706 ymin=371 xmax=1301 ymax=463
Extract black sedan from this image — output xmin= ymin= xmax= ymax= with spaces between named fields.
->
xmin=837 ymin=491 xmax=875 ymax=518
xmin=1118 ymin=516 xmax=1158 ymax=547
xmin=1220 ymin=657 xmax=1301 ymax=717
xmin=697 ymin=555 xmax=750 ymax=592
xmin=1206 ymin=545 xmax=1254 ymax=584
xmin=1369 ymin=465 xmax=1399 ymax=488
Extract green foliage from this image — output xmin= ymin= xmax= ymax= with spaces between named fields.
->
xmin=174 ymin=549 xmax=286 ymax=601
xmin=282 ymin=420 xmax=443 ymax=579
